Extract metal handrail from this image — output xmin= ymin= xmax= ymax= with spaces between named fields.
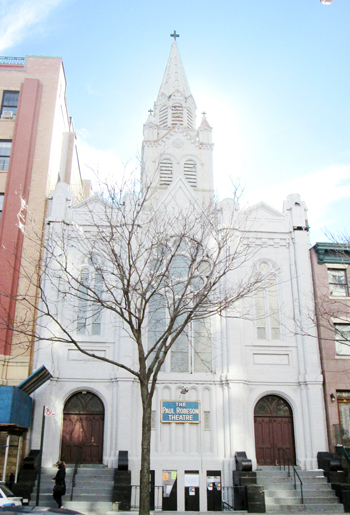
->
xmin=278 ymin=447 xmax=303 ymax=504
xmin=70 ymin=447 xmax=82 ymax=501
xmin=130 ymin=485 xmax=162 ymax=510
xmin=335 ymin=445 xmax=350 ymax=468
xmin=222 ymin=486 xmax=234 ymax=511
xmin=222 ymin=500 xmax=235 ymax=511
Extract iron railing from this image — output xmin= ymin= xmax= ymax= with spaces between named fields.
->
xmin=70 ymin=447 xmax=82 ymax=501
xmin=222 ymin=486 xmax=234 ymax=510
xmin=0 ymin=57 xmax=25 ymax=66
xmin=130 ymin=485 xmax=163 ymax=510
xmin=335 ymin=444 xmax=350 ymax=468
xmin=278 ymin=447 xmax=303 ymax=504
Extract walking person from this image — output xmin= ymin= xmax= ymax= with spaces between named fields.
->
xmin=53 ymin=461 xmax=66 ymax=508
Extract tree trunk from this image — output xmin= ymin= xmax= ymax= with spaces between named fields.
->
xmin=139 ymin=386 xmax=152 ymax=515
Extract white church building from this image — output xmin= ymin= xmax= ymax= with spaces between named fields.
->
xmin=30 ymin=37 xmax=328 ymax=512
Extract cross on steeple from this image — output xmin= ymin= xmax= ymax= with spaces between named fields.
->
xmin=202 ymin=111 xmax=206 ymax=117
xmin=148 ymin=109 xmax=153 ymax=115
xmin=170 ymin=30 xmax=179 ymax=41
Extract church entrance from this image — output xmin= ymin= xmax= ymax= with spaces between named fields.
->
xmin=61 ymin=391 xmax=104 ymax=464
xmin=254 ymin=395 xmax=295 ymax=466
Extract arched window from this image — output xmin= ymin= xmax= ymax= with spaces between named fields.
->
xmin=77 ymin=267 xmax=89 ymax=334
xmin=169 ymin=254 xmax=212 ymax=373
xmin=171 ymin=317 xmax=211 ymax=373
xmin=184 ymin=159 xmax=197 ymax=188
xmin=159 ymin=105 xmax=168 ymax=127
xmin=159 ymin=159 xmax=173 ymax=187
xmin=77 ymin=263 xmax=103 ymax=335
xmin=148 ymin=294 xmax=166 ymax=369
xmin=187 ymin=108 xmax=193 ymax=129
xmin=171 ymin=103 xmax=183 ymax=125
xmin=255 ymin=262 xmax=280 ymax=340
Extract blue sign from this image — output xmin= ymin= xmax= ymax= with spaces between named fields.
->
xmin=161 ymin=401 xmax=200 ymax=423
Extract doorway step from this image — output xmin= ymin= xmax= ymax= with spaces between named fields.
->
xmin=256 ymin=466 xmax=344 ymax=513
xmin=30 ymin=464 xmax=115 ymax=512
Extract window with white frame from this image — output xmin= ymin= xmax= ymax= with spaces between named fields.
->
xmin=0 ymin=141 xmax=11 ymax=171
xmin=255 ymin=262 xmax=280 ymax=340
xmin=147 ymin=248 xmax=212 ymax=373
xmin=77 ymin=263 xmax=103 ymax=335
xmin=328 ymin=268 xmax=349 ymax=297
xmin=1 ymin=91 xmax=19 ymax=118
xmin=169 ymin=253 xmax=212 ymax=372
xmin=171 ymin=317 xmax=212 ymax=373
xmin=148 ymin=293 xmax=166 ymax=368
xmin=335 ymin=324 xmax=350 ymax=356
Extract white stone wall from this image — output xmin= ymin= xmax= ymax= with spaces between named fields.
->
xmin=30 ymin=42 xmax=328 ymax=512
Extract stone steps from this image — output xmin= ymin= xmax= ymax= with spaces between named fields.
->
xmin=257 ymin=466 xmax=344 ymax=513
xmin=30 ymin=465 xmax=114 ymax=507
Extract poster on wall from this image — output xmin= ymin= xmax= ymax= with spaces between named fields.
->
xmin=184 ymin=474 xmax=199 ymax=487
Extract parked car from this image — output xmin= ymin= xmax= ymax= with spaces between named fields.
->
xmin=0 ymin=484 xmax=22 ymax=507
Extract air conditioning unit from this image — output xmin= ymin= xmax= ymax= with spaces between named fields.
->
xmin=1 ymin=111 xmax=14 ymax=119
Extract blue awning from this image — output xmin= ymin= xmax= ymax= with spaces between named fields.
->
xmin=0 ymin=387 xmax=32 ymax=428
xmin=17 ymin=365 xmax=52 ymax=395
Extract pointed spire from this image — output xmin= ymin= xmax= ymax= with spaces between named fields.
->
xmin=199 ymin=112 xmax=212 ymax=129
xmin=157 ymin=40 xmax=192 ymax=100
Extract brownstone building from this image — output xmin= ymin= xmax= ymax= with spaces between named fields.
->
xmin=310 ymin=242 xmax=350 ymax=450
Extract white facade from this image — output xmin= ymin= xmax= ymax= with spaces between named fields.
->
xmin=30 ymin=40 xmax=327 ymax=512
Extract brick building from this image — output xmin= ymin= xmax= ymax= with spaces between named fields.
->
xmin=310 ymin=242 xmax=350 ymax=450
xmin=0 ymin=55 xmax=89 ymax=478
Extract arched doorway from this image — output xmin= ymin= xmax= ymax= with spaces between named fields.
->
xmin=61 ymin=391 xmax=104 ymax=464
xmin=254 ymin=395 xmax=295 ymax=466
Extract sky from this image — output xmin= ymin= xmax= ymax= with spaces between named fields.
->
xmin=0 ymin=0 xmax=349 ymax=243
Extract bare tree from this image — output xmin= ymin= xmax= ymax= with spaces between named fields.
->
xmin=10 ymin=174 xmax=263 ymax=515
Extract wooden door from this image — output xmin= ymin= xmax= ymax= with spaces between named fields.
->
xmin=61 ymin=392 xmax=104 ymax=464
xmin=254 ymin=395 xmax=295 ymax=466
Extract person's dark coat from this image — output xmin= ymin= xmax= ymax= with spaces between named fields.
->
xmin=54 ymin=465 xmax=66 ymax=493
xmin=53 ymin=463 xmax=66 ymax=507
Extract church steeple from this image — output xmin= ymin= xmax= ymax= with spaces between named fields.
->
xmin=157 ymin=40 xmax=192 ymax=101
xmin=142 ymin=35 xmax=213 ymax=204
xmin=151 ymin=34 xmax=197 ymax=135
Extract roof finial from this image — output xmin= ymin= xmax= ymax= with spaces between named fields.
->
xmin=170 ymin=30 xmax=180 ymax=41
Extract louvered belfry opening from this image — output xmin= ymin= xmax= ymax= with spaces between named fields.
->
xmin=159 ymin=104 xmax=168 ymax=127
xmin=187 ymin=108 xmax=193 ymax=129
xmin=171 ymin=103 xmax=183 ymax=125
xmin=159 ymin=159 xmax=173 ymax=186
xmin=184 ymin=159 xmax=197 ymax=188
